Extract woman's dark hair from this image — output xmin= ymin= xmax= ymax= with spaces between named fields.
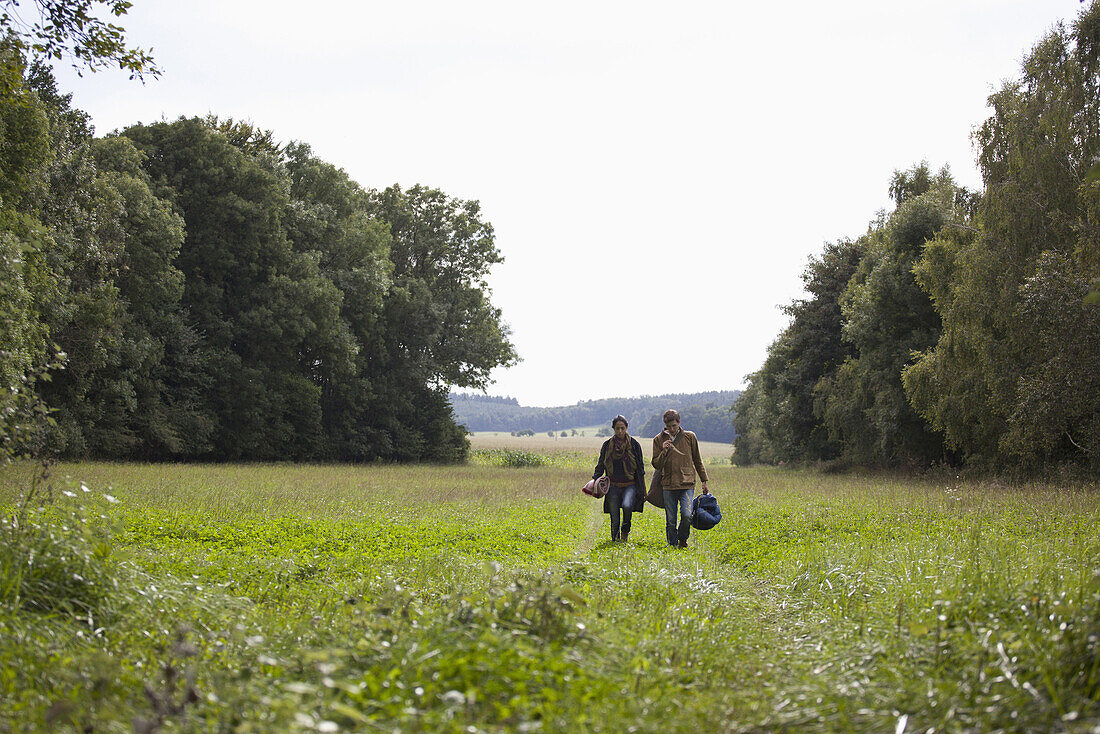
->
xmin=611 ymin=415 xmax=628 ymax=428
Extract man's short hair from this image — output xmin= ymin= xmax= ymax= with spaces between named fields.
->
xmin=663 ymin=409 xmax=680 ymax=424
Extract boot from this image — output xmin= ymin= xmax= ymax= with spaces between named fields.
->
xmin=621 ymin=530 xmax=629 ymax=543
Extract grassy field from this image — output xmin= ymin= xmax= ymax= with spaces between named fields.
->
xmin=469 ymin=430 xmax=733 ymax=462
xmin=1 ymin=459 xmax=1098 ymax=732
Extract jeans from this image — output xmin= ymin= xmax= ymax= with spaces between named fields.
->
xmin=609 ymin=484 xmax=637 ymax=540
xmin=664 ymin=487 xmax=694 ymax=545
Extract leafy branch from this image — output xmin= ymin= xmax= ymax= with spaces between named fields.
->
xmin=1 ymin=0 xmax=159 ymax=81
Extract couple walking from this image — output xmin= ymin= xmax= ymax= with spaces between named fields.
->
xmin=591 ymin=409 xmax=710 ymax=547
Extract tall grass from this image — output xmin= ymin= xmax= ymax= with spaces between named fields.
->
xmin=0 ymin=461 xmax=1097 ymax=731
xmin=470 ymin=447 xmax=594 ymax=469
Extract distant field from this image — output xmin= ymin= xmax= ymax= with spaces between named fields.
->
xmin=2 ymin=460 xmax=1098 ymax=731
xmin=470 ymin=429 xmax=733 ymax=462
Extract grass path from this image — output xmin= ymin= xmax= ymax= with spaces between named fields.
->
xmin=569 ymin=493 xmax=800 ymax=728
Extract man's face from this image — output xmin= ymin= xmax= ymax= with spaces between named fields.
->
xmin=664 ymin=418 xmax=680 ymax=435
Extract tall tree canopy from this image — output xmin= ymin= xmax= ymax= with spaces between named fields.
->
xmin=735 ymin=1 xmax=1100 ymax=475
xmin=0 ymin=49 xmax=54 ymax=460
xmin=816 ymin=164 xmax=965 ymax=467
xmin=0 ymin=56 xmax=517 ymax=462
xmin=1 ymin=0 xmax=156 ymax=460
xmin=903 ymin=4 xmax=1100 ymax=471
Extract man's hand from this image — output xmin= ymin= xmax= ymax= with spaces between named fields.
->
xmin=662 ymin=440 xmax=672 ymax=451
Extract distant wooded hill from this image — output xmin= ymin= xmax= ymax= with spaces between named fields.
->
xmin=449 ymin=391 xmax=740 ymax=443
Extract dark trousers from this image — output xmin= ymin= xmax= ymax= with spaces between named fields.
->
xmin=663 ymin=487 xmax=694 ymax=545
xmin=609 ymin=484 xmax=637 ymax=539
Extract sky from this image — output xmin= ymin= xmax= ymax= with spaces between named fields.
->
xmin=50 ymin=0 xmax=1088 ymax=407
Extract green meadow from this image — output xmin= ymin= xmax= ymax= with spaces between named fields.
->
xmin=1 ymin=459 xmax=1098 ymax=732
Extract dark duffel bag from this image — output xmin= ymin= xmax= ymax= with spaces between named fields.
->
xmin=690 ymin=493 xmax=722 ymax=530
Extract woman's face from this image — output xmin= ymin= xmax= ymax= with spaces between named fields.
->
xmin=613 ymin=422 xmax=628 ymax=439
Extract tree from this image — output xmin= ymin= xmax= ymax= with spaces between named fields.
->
xmin=23 ymin=63 xmax=133 ymax=457
xmin=362 ymin=184 xmax=518 ymax=461
xmin=0 ymin=49 xmax=53 ymax=448
xmin=88 ymin=134 xmax=210 ymax=457
xmin=1 ymin=5 xmax=156 ymax=458
xmin=1002 ymin=252 xmax=1100 ymax=467
xmin=732 ymin=238 xmax=864 ymax=464
xmin=0 ymin=0 xmax=158 ymax=94
xmin=120 ymin=118 xmax=356 ymax=460
xmin=3 ymin=55 xmax=518 ymax=463
xmin=367 ymin=184 xmax=518 ymax=390
xmin=817 ymin=166 xmax=959 ymax=467
xmin=280 ymin=140 xmax=391 ymax=459
xmin=903 ymin=3 xmax=1100 ymax=470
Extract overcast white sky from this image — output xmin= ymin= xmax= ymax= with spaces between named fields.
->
xmin=51 ymin=0 xmax=1086 ymax=407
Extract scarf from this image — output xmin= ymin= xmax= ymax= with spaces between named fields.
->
xmin=604 ymin=433 xmax=636 ymax=479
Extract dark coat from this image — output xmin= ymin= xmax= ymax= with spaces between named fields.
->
xmin=593 ymin=436 xmax=647 ymax=514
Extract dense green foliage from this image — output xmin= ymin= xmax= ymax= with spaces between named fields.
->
xmin=733 ymin=239 xmax=864 ymax=465
xmin=1 ymin=460 xmax=1097 ymax=731
xmin=451 ymin=390 xmax=739 ymax=439
xmin=736 ymin=2 xmax=1100 ymax=474
xmin=0 ymin=62 xmax=515 ymax=462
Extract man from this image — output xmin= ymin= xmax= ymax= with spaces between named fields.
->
xmin=652 ymin=409 xmax=709 ymax=547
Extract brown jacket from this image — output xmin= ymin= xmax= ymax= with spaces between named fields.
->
xmin=651 ymin=429 xmax=709 ymax=490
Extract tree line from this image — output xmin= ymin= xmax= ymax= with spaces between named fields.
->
xmin=733 ymin=2 xmax=1100 ymax=474
xmin=637 ymin=402 xmax=736 ymax=444
xmin=1 ymin=49 xmax=516 ymax=463
xmin=451 ymin=391 xmax=738 ymax=442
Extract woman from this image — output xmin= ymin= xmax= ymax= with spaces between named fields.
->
xmin=591 ymin=415 xmax=647 ymax=542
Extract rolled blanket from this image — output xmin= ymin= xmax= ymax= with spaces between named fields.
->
xmin=582 ymin=476 xmax=610 ymax=498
